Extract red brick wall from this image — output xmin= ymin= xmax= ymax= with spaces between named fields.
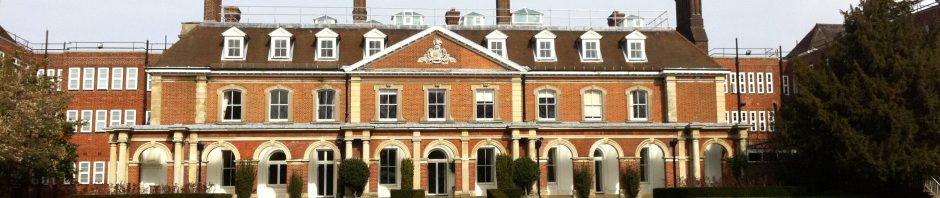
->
xmin=368 ymin=33 xmax=505 ymax=70
xmin=360 ymin=77 xmax=513 ymax=122
xmin=676 ymin=80 xmax=718 ymax=123
xmin=160 ymin=77 xmax=196 ymax=124
xmin=204 ymin=77 xmax=347 ymax=123
xmin=525 ymin=77 xmax=665 ymax=122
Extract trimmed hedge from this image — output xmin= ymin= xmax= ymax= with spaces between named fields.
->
xmin=653 ymin=186 xmax=806 ymax=198
xmin=390 ymin=189 xmax=426 ymax=198
xmin=486 ymin=188 xmax=525 ymax=198
xmin=73 ymin=194 xmax=232 ymax=198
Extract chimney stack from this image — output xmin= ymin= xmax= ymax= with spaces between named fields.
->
xmin=446 ymin=9 xmax=461 ymax=25
xmin=223 ymin=6 xmax=242 ymax=23
xmin=676 ymin=0 xmax=708 ymax=51
xmin=204 ymin=0 xmax=221 ymax=22
xmin=496 ymin=0 xmax=510 ymax=25
xmin=353 ymin=0 xmax=368 ymax=23
xmin=607 ymin=11 xmax=625 ymax=27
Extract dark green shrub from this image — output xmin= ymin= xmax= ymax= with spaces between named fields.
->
xmin=234 ymin=160 xmax=256 ymax=198
xmin=729 ymin=155 xmax=748 ymax=179
xmin=73 ymin=194 xmax=232 ymax=198
xmin=652 ymin=186 xmax=806 ymax=198
xmin=495 ymin=154 xmax=514 ymax=190
xmin=390 ymin=189 xmax=426 ymax=198
xmin=339 ymin=158 xmax=370 ymax=197
xmin=486 ymin=188 xmax=526 ymax=198
xmin=288 ymin=169 xmax=303 ymax=198
xmin=400 ymin=158 xmax=415 ymax=190
xmin=622 ymin=166 xmax=640 ymax=198
xmin=511 ymin=157 xmax=539 ymax=193
xmin=573 ymin=165 xmax=592 ymax=198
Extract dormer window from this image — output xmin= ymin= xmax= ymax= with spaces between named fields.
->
xmin=512 ymin=8 xmax=543 ymax=25
xmin=460 ymin=12 xmax=486 ymax=25
xmin=268 ymin=28 xmax=293 ymax=61
xmin=221 ymin=27 xmax=247 ymax=60
xmin=364 ymin=29 xmax=387 ymax=58
xmin=580 ymin=30 xmax=603 ymax=62
xmin=486 ymin=30 xmax=508 ymax=58
xmin=314 ymin=15 xmax=338 ymax=25
xmin=534 ymin=30 xmax=557 ymax=62
xmin=392 ymin=11 xmax=424 ymax=25
xmin=315 ymin=28 xmax=339 ymax=61
xmin=624 ymin=31 xmax=648 ymax=62
xmin=625 ymin=15 xmax=644 ymax=28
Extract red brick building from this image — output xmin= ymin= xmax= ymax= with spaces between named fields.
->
xmin=710 ymin=54 xmax=784 ymax=164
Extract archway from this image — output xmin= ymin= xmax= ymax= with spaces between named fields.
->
xmin=139 ymin=147 xmax=168 ymax=194
xmin=426 ymin=149 xmax=453 ymax=195
xmin=640 ymin=144 xmax=665 ymax=189
xmin=206 ymin=147 xmax=238 ymax=193
xmin=704 ymin=144 xmax=726 ymax=184
xmin=592 ymin=144 xmax=619 ymax=194
xmin=547 ymin=144 xmax=574 ymax=195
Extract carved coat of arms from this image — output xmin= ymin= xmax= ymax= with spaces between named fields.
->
xmin=418 ymin=39 xmax=457 ymax=64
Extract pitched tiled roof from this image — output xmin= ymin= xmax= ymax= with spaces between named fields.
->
xmin=0 ymin=25 xmax=13 ymax=42
xmin=787 ymin=23 xmax=843 ymax=59
xmin=154 ymin=23 xmax=720 ymax=71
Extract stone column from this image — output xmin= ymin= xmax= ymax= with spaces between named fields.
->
xmin=117 ymin=131 xmax=130 ymax=183
xmin=460 ymin=130 xmax=470 ymax=196
xmin=690 ymin=129 xmax=701 ymax=181
xmin=511 ymin=129 xmax=520 ymax=159
xmin=188 ymin=133 xmax=200 ymax=184
xmin=350 ymin=77 xmax=362 ymax=123
xmin=512 ymin=77 xmax=523 ymax=122
xmin=665 ymin=75 xmax=678 ymax=123
xmin=345 ymin=131 xmax=354 ymax=159
xmin=412 ymin=131 xmax=421 ymax=189
xmin=194 ymin=75 xmax=208 ymax=124
xmin=676 ymin=132 xmax=688 ymax=183
xmin=362 ymin=130 xmax=371 ymax=194
xmin=172 ymin=131 xmax=185 ymax=185
xmin=527 ymin=129 xmax=537 ymax=158
xmin=108 ymin=141 xmax=117 ymax=185
xmin=150 ymin=75 xmax=162 ymax=125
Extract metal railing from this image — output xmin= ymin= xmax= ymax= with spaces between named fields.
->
xmin=221 ymin=5 xmax=671 ymax=28
xmin=708 ymin=48 xmax=782 ymax=58
xmin=5 ymin=31 xmax=36 ymax=51
xmin=925 ymin=176 xmax=940 ymax=198
xmin=24 ymin=42 xmax=173 ymax=54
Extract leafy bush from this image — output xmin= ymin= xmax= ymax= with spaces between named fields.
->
xmin=390 ymin=189 xmax=426 ymax=198
xmin=652 ymin=186 xmax=806 ymax=198
xmin=622 ymin=166 xmax=640 ymax=198
xmin=288 ymin=169 xmax=304 ymax=198
xmin=400 ymin=158 xmax=415 ymax=190
xmin=234 ymin=161 xmax=256 ymax=198
xmin=495 ymin=154 xmax=514 ymax=190
xmin=729 ymin=155 xmax=748 ymax=180
xmin=511 ymin=157 xmax=539 ymax=193
xmin=339 ymin=158 xmax=370 ymax=197
xmin=73 ymin=194 xmax=231 ymax=198
xmin=486 ymin=188 xmax=526 ymax=198
xmin=573 ymin=165 xmax=592 ymax=198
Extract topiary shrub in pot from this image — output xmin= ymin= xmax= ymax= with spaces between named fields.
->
xmin=511 ymin=157 xmax=539 ymax=194
xmin=339 ymin=158 xmax=370 ymax=198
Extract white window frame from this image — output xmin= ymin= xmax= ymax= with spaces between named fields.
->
xmin=731 ymin=111 xmax=739 ymax=124
xmin=766 ymin=73 xmax=774 ymax=94
xmin=535 ymin=40 xmax=556 ymax=61
xmin=316 ymin=89 xmax=337 ymax=122
xmin=126 ymin=68 xmax=138 ymax=90
xmin=749 ymin=111 xmax=757 ymax=131
xmin=476 ymin=147 xmax=497 ymax=184
xmin=82 ymin=68 xmax=95 ymax=90
xmin=580 ymin=40 xmax=602 ymax=62
xmin=222 ymin=37 xmax=246 ymax=60
xmin=78 ymin=162 xmax=90 ymax=184
xmin=729 ymin=74 xmax=737 ymax=93
xmin=536 ymin=89 xmax=557 ymax=121
xmin=747 ymin=72 xmax=756 ymax=94
xmin=269 ymin=38 xmax=292 ymax=61
xmin=624 ymin=31 xmax=648 ymax=62
xmin=93 ymin=161 xmax=105 ymax=184
xmin=67 ymin=110 xmax=79 ymax=131
xmin=146 ymin=74 xmax=152 ymax=91
xmin=737 ymin=73 xmax=746 ymax=94
xmin=125 ymin=110 xmax=136 ymax=126
xmin=68 ymin=68 xmax=81 ymax=90
xmin=80 ymin=110 xmax=92 ymax=132
xmin=268 ymin=89 xmax=290 ymax=122
xmin=724 ymin=74 xmax=729 ymax=93
xmin=36 ymin=69 xmax=44 ymax=76
xmin=741 ymin=111 xmax=749 ymax=125
xmin=378 ymin=148 xmax=399 ymax=185
xmin=782 ymin=75 xmax=790 ymax=95
xmin=56 ymin=69 xmax=63 ymax=91
xmin=111 ymin=68 xmax=124 ymax=90
xmin=426 ymin=89 xmax=447 ymax=122
xmin=378 ymin=89 xmax=399 ymax=122
xmin=96 ymin=68 xmax=109 ymax=90
xmin=629 ymin=89 xmax=649 ymax=121
xmin=769 ymin=111 xmax=776 ymax=132
xmin=95 ymin=110 xmax=107 ymax=132
xmin=316 ymin=38 xmax=338 ymax=60
xmin=486 ymin=30 xmax=508 ymax=58
xmin=759 ymin=111 xmax=767 ymax=132
xmin=756 ymin=72 xmax=765 ymax=94
xmin=364 ymin=29 xmax=387 ymax=58
xmin=475 ymin=89 xmax=496 ymax=121
xmin=725 ymin=111 xmax=730 ymax=124
xmin=145 ymin=111 xmax=152 ymax=125
xmin=109 ymin=110 xmax=122 ymax=128
xmin=582 ymin=89 xmax=604 ymax=121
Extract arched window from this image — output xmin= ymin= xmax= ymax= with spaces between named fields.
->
xmin=268 ymin=151 xmax=287 ymax=185
xmin=269 ymin=89 xmax=290 ymax=121
xmin=640 ymin=144 xmax=665 ymax=189
xmin=315 ymin=150 xmax=336 ymax=197
xmin=547 ymin=148 xmax=556 ymax=182
xmin=630 ymin=90 xmax=649 ymax=121
xmin=537 ymin=89 xmax=557 ymax=120
xmin=222 ymin=90 xmax=242 ymax=121
xmin=207 ymin=149 xmax=236 ymax=190
xmin=582 ymin=90 xmax=603 ymax=121
xmin=379 ymin=148 xmax=398 ymax=185
xmin=427 ymin=150 xmax=449 ymax=195
xmin=317 ymin=89 xmax=336 ymax=121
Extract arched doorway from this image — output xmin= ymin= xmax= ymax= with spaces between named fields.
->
xmin=704 ymin=144 xmax=726 ymax=184
xmin=309 ymin=149 xmax=337 ymax=198
xmin=593 ymin=144 xmax=619 ymax=194
xmin=258 ymin=150 xmax=288 ymax=198
xmin=140 ymin=148 xmax=168 ymax=194
xmin=206 ymin=148 xmax=237 ymax=193
xmin=547 ymin=145 xmax=574 ymax=195
xmin=640 ymin=144 xmax=665 ymax=189
xmin=427 ymin=149 xmax=452 ymax=195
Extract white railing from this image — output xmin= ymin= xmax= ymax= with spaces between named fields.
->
xmin=925 ymin=176 xmax=940 ymax=198
xmin=220 ymin=5 xmax=671 ymax=28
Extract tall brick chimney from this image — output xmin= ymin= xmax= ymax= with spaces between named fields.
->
xmin=496 ymin=0 xmax=510 ymax=25
xmin=223 ymin=6 xmax=242 ymax=23
xmin=445 ymin=9 xmax=461 ymax=25
xmin=353 ymin=0 xmax=368 ymax=23
xmin=676 ymin=0 xmax=708 ymax=51
xmin=204 ymin=0 xmax=221 ymax=22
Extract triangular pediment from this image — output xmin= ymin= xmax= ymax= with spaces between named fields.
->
xmin=344 ymin=26 xmax=526 ymax=72
xmin=625 ymin=31 xmax=647 ymax=40
xmin=269 ymin=27 xmax=292 ymax=37
xmin=222 ymin=27 xmax=246 ymax=37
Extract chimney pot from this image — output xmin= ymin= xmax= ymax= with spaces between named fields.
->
xmin=496 ymin=0 xmax=511 ymax=25
xmin=676 ymin=0 xmax=708 ymax=50
xmin=224 ymin=6 xmax=242 ymax=23
xmin=607 ymin=11 xmax=625 ymax=27
xmin=445 ymin=9 xmax=461 ymax=25
xmin=204 ymin=0 xmax=221 ymax=22
xmin=353 ymin=0 xmax=368 ymax=23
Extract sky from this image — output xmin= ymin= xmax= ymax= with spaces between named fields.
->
xmin=0 ymin=0 xmax=867 ymax=53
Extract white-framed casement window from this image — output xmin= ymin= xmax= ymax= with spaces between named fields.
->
xmin=78 ymin=162 xmax=91 ymax=184
xmin=315 ymin=149 xmax=336 ymax=197
xmin=749 ymin=111 xmax=757 ymax=131
xmin=315 ymin=28 xmax=339 ymax=61
xmin=747 ymin=72 xmax=756 ymax=94
xmin=93 ymin=161 xmax=105 ymax=184
xmin=56 ymin=69 xmax=63 ymax=91
xmin=580 ymin=30 xmax=603 ymax=62
xmin=766 ymin=73 xmax=774 ymax=93
xmin=378 ymin=89 xmax=399 ymax=122
xmin=80 ymin=110 xmax=92 ymax=132
xmin=582 ymin=89 xmax=604 ymax=121
xmin=68 ymin=68 xmax=81 ymax=90
xmin=731 ymin=111 xmax=739 ymax=124
xmin=725 ymin=111 xmax=730 ymax=124
xmin=378 ymin=148 xmax=398 ymax=185
xmin=124 ymin=110 xmax=136 ymax=126
xmin=486 ymin=30 xmax=508 ymax=58
xmin=782 ymin=75 xmax=790 ymax=95
xmin=221 ymin=27 xmax=247 ymax=60
xmin=268 ymin=28 xmax=294 ymax=61
xmin=222 ymin=89 xmax=243 ymax=122
xmin=269 ymin=89 xmax=290 ymax=122
xmin=364 ymin=29 xmax=387 ymax=58
xmin=145 ymin=111 xmax=152 ymax=125
xmin=82 ymin=68 xmax=95 ymax=90
xmin=737 ymin=73 xmax=746 ymax=94
xmin=630 ymin=89 xmax=649 ymax=121
xmin=729 ymin=74 xmax=737 ymax=93
xmin=37 ymin=69 xmax=45 ymax=77
xmin=427 ymin=89 xmax=447 ymax=121
xmin=94 ymin=110 xmax=107 ymax=132
xmin=146 ymin=74 xmax=152 ymax=91
xmin=759 ymin=111 xmax=767 ymax=132
xmin=475 ymin=89 xmax=496 ymax=121
xmin=126 ymin=68 xmax=138 ymax=90
xmin=741 ymin=111 xmax=749 ymax=126
xmin=756 ymin=72 xmax=765 ymax=94
xmin=534 ymin=30 xmax=557 ymax=61
xmin=624 ymin=31 xmax=648 ymax=62
xmin=769 ymin=111 xmax=776 ymax=132
xmin=67 ymin=110 xmax=79 ymax=131
xmin=111 ymin=68 xmax=124 ymax=90
xmin=724 ymin=74 xmax=729 ymax=93
xmin=109 ymin=110 xmax=122 ymax=127
xmin=537 ymin=89 xmax=557 ymax=121
xmin=267 ymin=151 xmax=288 ymax=185
xmin=316 ymin=89 xmax=337 ymax=121
xmin=476 ymin=147 xmax=496 ymax=183
xmin=96 ymin=68 xmax=109 ymax=90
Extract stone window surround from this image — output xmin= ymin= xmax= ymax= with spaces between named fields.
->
xmin=626 ymin=85 xmax=654 ymax=122
xmin=265 ymin=86 xmax=294 ymax=124
xmin=422 ymin=85 xmax=452 ymax=122
xmin=217 ymin=85 xmax=248 ymax=124
xmin=373 ymin=84 xmax=405 ymax=123
xmin=313 ymin=86 xmax=342 ymax=123
xmin=533 ymin=85 xmax=561 ymax=122
xmin=471 ymin=84 xmax=501 ymax=122
xmin=579 ymin=85 xmax=608 ymax=122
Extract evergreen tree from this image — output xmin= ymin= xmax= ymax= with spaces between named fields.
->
xmin=779 ymin=0 xmax=940 ymax=196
